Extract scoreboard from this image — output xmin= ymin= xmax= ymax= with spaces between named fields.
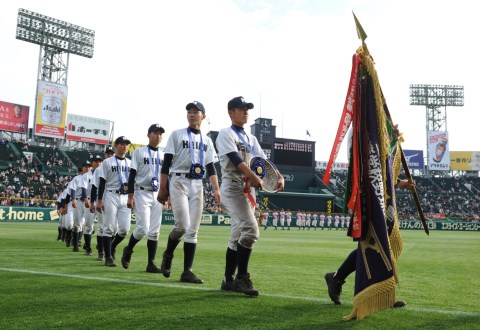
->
xmin=273 ymin=138 xmax=315 ymax=168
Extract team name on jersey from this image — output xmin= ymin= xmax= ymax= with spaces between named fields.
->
xmin=111 ymin=165 xmax=129 ymax=173
xmin=235 ymin=142 xmax=250 ymax=153
xmin=143 ymin=157 xmax=162 ymax=165
xmin=182 ymin=140 xmax=208 ymax=151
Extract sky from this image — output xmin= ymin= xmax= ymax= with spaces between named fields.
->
xmin=1 ymin=0 xmax=478 ymax=163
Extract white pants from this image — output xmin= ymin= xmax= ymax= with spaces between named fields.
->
xmin=84 ymin=205 xmax=96 ymax=235
xmin=58 ymin=213 xmax=64 ymax=228
xmin=220 ymin=179 xmax=259 ymax=250
xmin=73 ymin=200 xmax=86 ymax=232
xmin=102 ymin=191 xmax=131 ymax=238
xmin=168 ymin=176 xmax=204 ymax=244
xmin=64 ymin=203 xmax=74 ymax=230
xmin=93 ymin=201 xmax=104 ymax=236
xmin=133 ymin=189 xmax=163 ymax=241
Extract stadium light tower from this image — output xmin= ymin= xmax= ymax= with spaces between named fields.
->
xmin=409 ymin=84 xmax=464 ymax=175
xmin=16 ymin=8 xmax=95 ymax=142
xmin=16 ymin=8 xmax=95 ymax=84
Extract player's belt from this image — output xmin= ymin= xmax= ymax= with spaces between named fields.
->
xmin=138 ymin=186 xmax=154 ymax=192
xmin=107 ymin=189 xmax=121 ymax=194
xmin=174 ymin=173 xmax=195 ymax=179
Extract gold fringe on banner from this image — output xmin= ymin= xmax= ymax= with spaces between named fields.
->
xmin=343 ymin=276 xmax=397 ymax=320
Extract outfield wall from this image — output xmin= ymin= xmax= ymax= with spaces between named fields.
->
xmin=1 ymin=206 xmax=479 ymax=231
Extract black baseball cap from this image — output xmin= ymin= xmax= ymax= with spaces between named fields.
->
xmin=114 ymin=136 xmax=131 ymax=145
xmin=105 ymin=146 xmax=114 ymax=154
xmin=228 ymin=96 xmax=254 ymax=110
xmin=186 ymin=101 xmax=206 ymax=113
xmin=148 ymin=123 xmax=165 ymax=134
xmin=92 ymin=155 xmax=103 ymax=162
xmin=82 ymin=160 xmax=92 ymax=167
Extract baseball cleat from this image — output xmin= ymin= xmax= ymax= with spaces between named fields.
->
xmin=325 ymin=272 xmax=344 ymax=305
xmin=393 ymin=300 xmax=406 ymax=308
xmin=160 ymin=252 xmax=173 ymax=278
xmin=234 ymin=273 xmax=259 ymax=297
xmin=97 ymin=253 xmax=104 ymax=261
xmin=221 ymin=277 xmax=239 ymax=292
xmin=73 ymin=246 xmax=79 ymax=252
xmin=121 ymin=246 xmax=133 ymax=269
xmin=146 ymin=263 xmax=163 ymax=273
xmin=85 ymin=249 xmax=93 ymax=256
xmin=105 ymin=258 xmax=117 ymax=267
xmin=180 ymin=270 xmax=204 ymax=284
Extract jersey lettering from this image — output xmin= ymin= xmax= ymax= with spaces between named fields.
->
xmin=181 ymin=140 xmax=208 ymax=151
xmin=143 ymin=157 xmax=162 ymax=165
xmin=111 ymin=165 xmax=129 ymax=173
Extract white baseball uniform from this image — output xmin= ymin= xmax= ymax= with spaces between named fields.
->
xmin=305 ymin=213 xmax=311 ymax=228
xmin=73 ymin=173 xmax=87 ymax=233
xmin=217 ymin=126 xmax=266 ymax=250
xmin=83 ymin=170 xmax=95 ymax=235
xmin=319 ymin=214 xmax=325 ymax=229
xmin=312 ymin=213 xmax=318 ymax=228
xmin=327 ymin=215 xmax=332 ymax=229
xmin=130 ymin=145 xmax=164 ymax=241
xmin=91 ymin=164 xmax=104 ymax=237
xmin=64 ymin=179 xmax=76 ymax=231
xmin=272 ymin=211 xmax=278 ymax=228
xmin=279 ymin=210 xmax=285 ymax=228
xmin=165 ymin=128 xmax=218 ymax=243
xmin=286 ymin=211 xmax=292 ymax=228
xmin=100 ymin=155 xmax=132 ymax=238
xmin=334 ymin=215 xmax=340 ymax=229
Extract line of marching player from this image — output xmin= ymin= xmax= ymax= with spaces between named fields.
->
xmin=258 ymin=209 xmax=351 ymax=231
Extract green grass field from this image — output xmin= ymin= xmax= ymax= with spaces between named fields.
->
xmin=1 ymin=222 xmax=479 ymax=329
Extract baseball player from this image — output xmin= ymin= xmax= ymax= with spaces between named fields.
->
xmin=340 ymin=214 xmax=346 ymax=230
xmin=286 ymin=210 xmax=292 ymax=230
xmin=279 ymin=209 xmax=286 ymax=230
xmin=83 ymin=155 xmax=102 ymax=256
xmin=312 ymin=212 xmax=318 ymax=230
xmin=90 ymin=146 xmax=115 ymax=260
xmin=96 ymin=136 xmax=133 ymax=267
xmin=157 ymin=101 xmax=220 ymax=284
xmin=121 ymin=124 xmax=166 ymax=273
xmin=61 ymin=176 xmax=78 ymax=247
xmin=326 ymin=214 xmax=333 ymax=230
xmin=71 ymin=163 xmax=92 ymax=252
xmin=262 ymin=210 xmax=269 ymax=230
xmin=319 ymin=213 xmax=325 ymax=230
xmin=296 ymin=211 xmax=302 ymax=230
xmin=305 ymin=212 xmax=312 ymax=230
xmin=216 ymin=96 xmax=284 ymax=296
xmin=272 ymin=210 xmax=279 ymax=230
xmin=334 ymin=214 xmax=340 ymax=230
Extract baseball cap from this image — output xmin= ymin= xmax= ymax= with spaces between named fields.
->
xmin=186 ymin=101 xmax=206 ymax=113
xmin=148 ymin=123 xmax=165 ymax=134
xmin=228 ymin=96 xmax=254 ymax=110
xmin=105 ymin=146 xmax=114 ymax=154
xmin=114 ymin=136 xmax=131 ymax=145
xmin=92 ymin=155 xmax=103 ymax=162
xmin=82 ymin=160 xmax=92 ymax=167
